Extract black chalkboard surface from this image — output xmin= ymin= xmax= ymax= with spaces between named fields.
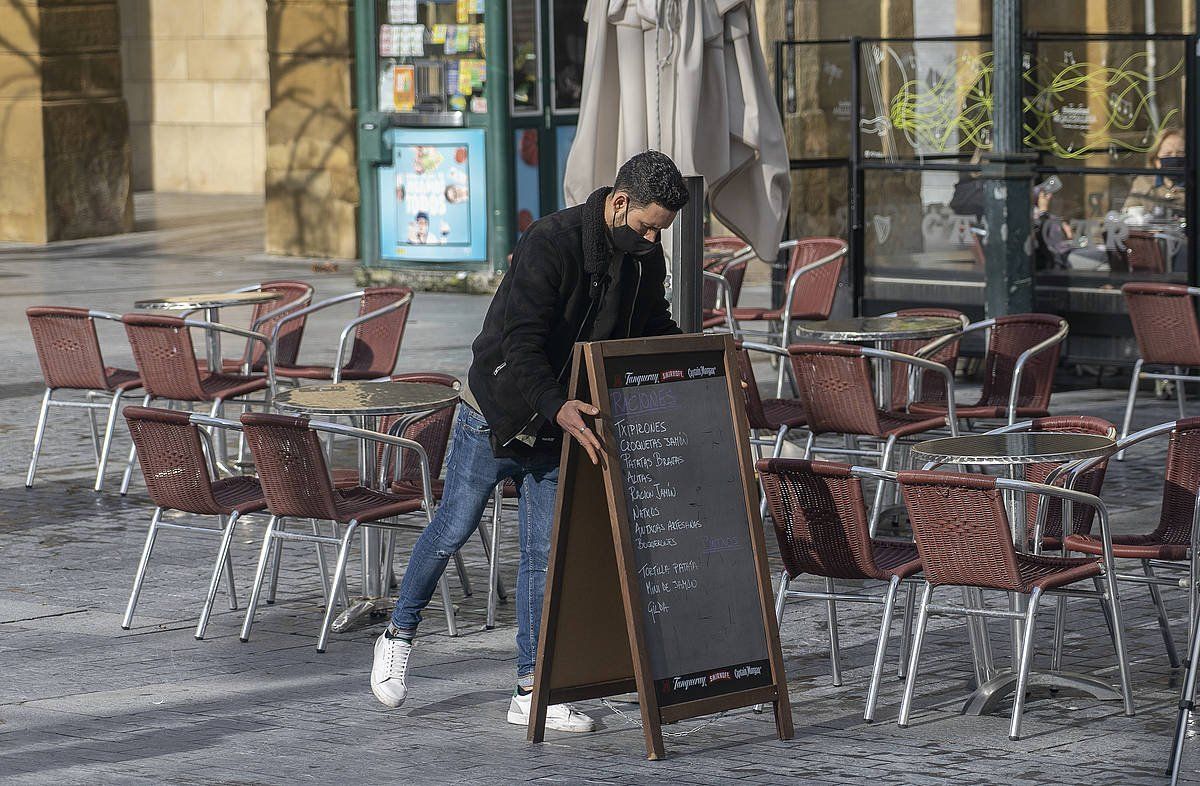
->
xmin=606 ymin=349 xmax=772 ymax=706
xmin=529 ymin=334 xmax=791 ymax=760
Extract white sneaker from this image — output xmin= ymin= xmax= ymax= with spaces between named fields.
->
xmin=371 ymin=632 xmax=412 ymax=708
xmin=507 ymin=690 xmax=596 ymax=733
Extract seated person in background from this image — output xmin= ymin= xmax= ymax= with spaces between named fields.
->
xmin=1126 ymin=127 xmax=1186 ymax=220
xmin=1031 ymin=175 xmax=1076 ymax=270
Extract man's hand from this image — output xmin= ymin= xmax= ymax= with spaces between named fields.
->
xmin=556 ymin=400 xmax=602 ymax=464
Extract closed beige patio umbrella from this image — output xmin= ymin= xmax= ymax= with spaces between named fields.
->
xmin=563 ymin=0 xmax=789 ymax=262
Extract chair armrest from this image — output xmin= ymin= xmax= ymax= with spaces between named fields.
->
xmin=861 ymin=347 xmax=959 ymax=434
xmin=1006 ymin=320 xmax=1069 ymax=423
xmin=981 ymin=420 xmax=1035 ymax=435
xmin=308 ymin=419 xmax=435 ymax=513
xmin=267 ymin=290 xmax=365 ymax=348
xmin=188 ymin=413 xmax=244 ymax=478
xmin=996 ymin=477 xmax=1116 ymax=573
xmin=739 ymin=341 xmax=789 ymax=360
xmin=88 ymin=310 xmax=124 ymax=323
xmin=250 ymin=295 xmax=314 ymax=333
xmin=332 ymin=291 xmax=414 ymax=383
xmin=182 ymin=318 xmax=276 ymax=395
xmin=702 ymin=271 xmax=740 ymax=335
xmin=914 ymin=318 xmax=994 ymax=359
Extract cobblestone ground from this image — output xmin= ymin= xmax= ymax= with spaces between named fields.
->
xmin=2 ymin=195 xmax=1200 ymax=784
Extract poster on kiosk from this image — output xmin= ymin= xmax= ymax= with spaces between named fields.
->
xmin=378 ymin=127 xmax=488 ymax=264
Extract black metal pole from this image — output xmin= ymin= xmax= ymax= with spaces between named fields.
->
xmin=1186 ymin=33 xmax=1198 ymax=288
xmin=672 ymin=175 xmax=705 ymax=333
xmin=849 ymin=37 xmax=865 ymax=316
xmin=982 ymin=0 xmax=1035 ymax=317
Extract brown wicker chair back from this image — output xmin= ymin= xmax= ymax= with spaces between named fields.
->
xmin=344 ymin=287 xmax=412 ymax=377
xmin=1152 ymin=417 xmax=1200 ymax=545
xmin=758 ymin=458 xmax=880 ymax=580
xmin=734 ymin=345 xmax=773 ymax=431
xmin=1024 ymin=416 xmax=1115 ymax=542
xmin=899 ymin=469 xmax=1023 ymax=591
xmin=1123 ymin=283 xmax=1200 ymax=368
xmin=379 ymin=373 xmax=458 ymax=483
xmin=1125 ymin=229 xmax=1167 ymax=273
xmin=978 ymin=313 xmax=1064 ymax=411
xmin=27 ymin=306 xmax=111 ymax=390
xmin=788 ymin=343 xmax=881 ymax=436
xmin=785 ymin=238 xmax=846 ymax=320
xmin=123 ymin=313 xmax=207 ymax=400
xmin=241 ymin=412 xmax=340 ymax=520
xmin=248 ymin=280 xmax=312 ymax=368
xmin=889 ymin=308 xmax=966 ymax=410
xmin=124 ymin=406 xmax=226 ymax=515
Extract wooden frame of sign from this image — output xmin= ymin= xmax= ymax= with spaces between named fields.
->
xmin=528 ymin=333 xmax=792 ymax=759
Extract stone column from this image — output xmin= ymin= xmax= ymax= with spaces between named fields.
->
xmin=264 ymin=0 xmax=357 ymax=259
xmin=0 ymin=0 xmax=132 ymax=243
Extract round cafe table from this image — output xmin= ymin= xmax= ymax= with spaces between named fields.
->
xmin=793 ymin=316 xmax=962 ymax=407
xmin=274 ymin=381 xmax=460 ymax=632
xmin=135 ymin=290 xmax=281 ymax=370
xmin=911 ymin=431 xmax=1117 ymax=716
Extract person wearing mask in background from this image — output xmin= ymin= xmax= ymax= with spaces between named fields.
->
xmin=1126 ymin=128 xmax=1186 ymax=218
xmin=368 ymin=150 xmax=688 ymax=733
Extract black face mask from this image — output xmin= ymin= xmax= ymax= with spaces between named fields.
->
xmin=1160 ymin=155 xmax=1186 ymax=171
xmin=611 ymin=201 xmax=659 ymax=256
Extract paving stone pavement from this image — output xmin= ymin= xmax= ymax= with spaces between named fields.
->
xmin=2 ymin=194 xmax=1200 ymax=784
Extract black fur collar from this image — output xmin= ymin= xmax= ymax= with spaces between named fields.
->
xmin=581 ymin=186 xmax=613 ymax=278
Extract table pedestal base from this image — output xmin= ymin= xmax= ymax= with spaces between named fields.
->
xmin=960 ymin=669 xmax=1122 ymax=716
xmin=331 ymin=596 xmax=394 ymax=634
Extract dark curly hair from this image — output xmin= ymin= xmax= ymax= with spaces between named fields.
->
xmin=613 ymin=150 xmax=689 ymax=212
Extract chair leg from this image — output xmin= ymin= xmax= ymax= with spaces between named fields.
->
xmin=86 ymin=391 xmax=102 ymax=462
xmin=1117 ymin=358 xmax=1143 ymax=461
xmin=239 ymin=515 xmax=280 ymax=643
xmin=801 ymin=431 xmax=815 ymax=459
xmin=311 ymin=519 xmax=332 ymax=607
xmin=865 ymin=575 xmax=901 ymax=722
xmin=317 ymin=521 xmax=360 ymax=653
xmin=121 ymin=394 xmax=153 ymax=495
xmin=755 ymin=571 xmax=791 ymax=714
xmin=898 ymin=582 xmax=916 ymax=679
xmin=1009 ymin=587 xmax=1042 ymax=740
xmin=826 ymin=577 xmax=843 ymax=686
xmin=25 ymin=388 xmax=52 ymax=488
xmin=1099 ymin=571 xmax=1136 ymax=717
xmin=438 ymin=572 xmax=458 ymax=637
xmin=266 ymin=519 xmax=287 ymax=604
xmin=759 ymin=426 xmax=790 ymax=523
xmin=223 ymin=540 xmax=238 ymax=611
xmin=1144 ymin=560 xmax=1181 ymax=668
xmin=196 ymin=512 xmax=241 ymax=639
xmin=1168 ymin=598 xmax=1200 ymax=782
xmin=869 ymin=436 xmax=898 ymax=537
xmin=484 ymin=485 xmax=504 ymax=630
xmin=121 ymin=507 xmax=164 ymax=629
xmin=1051 ymin=593 xmax=1068 ymax=671
xmin=93 ymin=391 xmax=124 ymax=492
xmin=453 ymin=551 xmax=472 ymax=597
xmin=1177 ymin=366 xmax=1188 ymax=421
xmin=898 ymin=582 xmax=934 ymax=727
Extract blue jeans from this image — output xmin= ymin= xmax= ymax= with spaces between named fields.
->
xmin=390 ymin=405 xmax=559 ymax=679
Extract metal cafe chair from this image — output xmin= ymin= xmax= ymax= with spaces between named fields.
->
xmin=896 ymin=469 xmax=1134 ymax=740
xmin=757 ymin=459 xmax=921 ymax=722
xmin=786 ymin=342 xmax=959 ymax=533
xmin=1118 ymin=283 xmax=1200 ymax=459
xmin=195 ymin=280 xmax=314 ymax=375
xmin=879 ymin=307 xmax=969 ymax=415
xmin=728 ymin=238 xmax=848 ymax=396
xmin=1062 ymin=417 xmax=1200 ymax=669
xmin=269 ymin=286 xmax=414 ymax=384
xmin=238 ymin=412 xmax=448 ymax=650
xmin=121 ymin=407 xmax=271 ymax=639
xmin=119 ymin=313 xmax=277 ymax=495
xmin=981 ymin=417 xmax=1124 ymax=669
xmin=911 ymin=313 xmax=1069 ymax=427
xmin=25 ymin=307 xmax=143 ymax=492
xmin=702 ymin=245 xmax=755 ymax=333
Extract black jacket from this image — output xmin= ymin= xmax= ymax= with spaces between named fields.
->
xmin=468 ymin=186 xmax=681 ymax=452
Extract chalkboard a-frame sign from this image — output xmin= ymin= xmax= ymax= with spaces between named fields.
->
xmin=527 ymin=334 xmax=793 ymax=759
